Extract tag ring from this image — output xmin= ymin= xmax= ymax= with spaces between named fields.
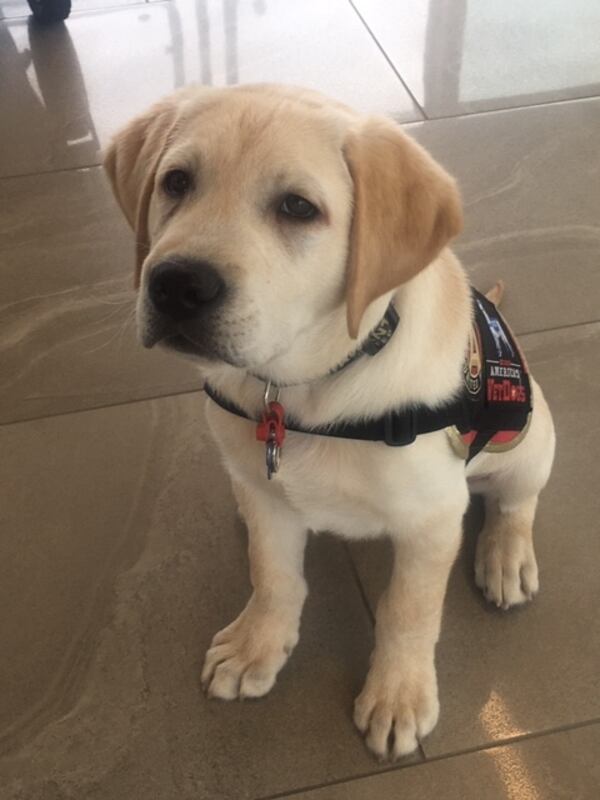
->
xmin=263 ymin=380 xmax=281 ymax=410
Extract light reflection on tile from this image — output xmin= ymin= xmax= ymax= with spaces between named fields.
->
xmin=353 ymin=0 xmax=600 ymax=117
xmin=478 ymin=690 xmax=525 ymax=743
xmin=478 ymin=690 xmax=545 ymax=800
xmin=0 ymin=0 xmax=420 ymax=177
xmin=485 ymin=732 xmax=544 ymax=800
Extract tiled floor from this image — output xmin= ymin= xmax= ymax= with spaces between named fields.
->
xmin=1 ymin=1 xmax=599 ymax=798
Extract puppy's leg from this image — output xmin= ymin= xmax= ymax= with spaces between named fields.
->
xmin=473 ymin=380 xmax=555 ymax=609
xmin=354 ymin=508 xmax=463 ymax=760
xmin=475 ymin=494 xmax=540 ymax=608
xmin=202 ymin=481 xmax=307 ymax=700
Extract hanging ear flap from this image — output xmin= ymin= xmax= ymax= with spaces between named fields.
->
xmin=103 ymin=98 xmax=179 ymax=288
xmin=343 ymin=118 xmax=463 ymax=338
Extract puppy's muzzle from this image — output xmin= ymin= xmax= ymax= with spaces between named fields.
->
xmin=148 ymin=260 xmax=225 ymax=321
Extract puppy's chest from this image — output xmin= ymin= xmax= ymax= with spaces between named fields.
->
xmin=209 ymin=405 xmax=456 ymax=538
xmin=280 ymin=441 xmax=391 ymax=535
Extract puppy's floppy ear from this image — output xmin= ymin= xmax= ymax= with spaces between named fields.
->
xmin=343 ymin=118 xmax=463 ymax=338
xmin=103 ymin=98 xmax=179 ymax=288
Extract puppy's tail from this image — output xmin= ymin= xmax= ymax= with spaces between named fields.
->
xmin=485 ymin=280 xmax=505 ymax=307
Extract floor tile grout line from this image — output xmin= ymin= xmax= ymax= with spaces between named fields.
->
xmin=254 ymin=753 xmax=421 ymax=800
xmin=0 ymin=384 xmax=205 ymax=429
xmin=342 ymin=543 xmax=375 ymax=626
xmin=420 ymin=90 xmax=600 ymax=124
xmin=417 ymin=715 xmax=600 ymax=767
xmin=0 ymin=161 xmax=103 ymax=182
xmin=3 ymin=90 xmax=600 ymax=183
xmin=255 ymin=716 xmax=600 ymax=800
xmin=518 ymin=316 xmax=600 ymax=339
xmin=347 ymin=0 xmax=428 ymax=121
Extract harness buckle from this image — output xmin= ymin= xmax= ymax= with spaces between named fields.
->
xmin=383 ymin=410 xmax=417 ymax=447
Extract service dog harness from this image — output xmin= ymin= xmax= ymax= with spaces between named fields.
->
xmin=205 ymin=289 xmax=532 ymax=479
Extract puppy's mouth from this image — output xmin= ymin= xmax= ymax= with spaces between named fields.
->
xmin=161 ymin=332 xmax=208 ymax=357
xmin=143 ymin=325 xmax=217 ymax=359
xmin=141 ymin=317 xmax=245 ymax=365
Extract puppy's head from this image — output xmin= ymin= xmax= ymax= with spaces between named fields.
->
xmin=104 ymin=85 xmax=461 ymax=377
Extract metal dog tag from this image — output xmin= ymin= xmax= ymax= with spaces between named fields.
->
xmin=265 ymin=437 xmax=281 ymax=480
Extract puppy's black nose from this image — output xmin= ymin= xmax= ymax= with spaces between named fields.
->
xmin=148 ymin=260 xmax=225 ymax=321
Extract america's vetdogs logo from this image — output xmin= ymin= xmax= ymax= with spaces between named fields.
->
xmin=486 ymin=360 xmax=527 ymax=403
xmin=489 ymin=363 xmax=521 ymax=380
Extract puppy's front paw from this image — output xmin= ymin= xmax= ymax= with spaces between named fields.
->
xmin=354 ymin=662 xmax=439 ymax=761
xmin=201 ymin=601 xmax=299 ymax=700
xmin=475 ymin=525 xmax=539 ymax=609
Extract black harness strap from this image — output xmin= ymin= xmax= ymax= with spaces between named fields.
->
xmin=205 ymin=382 xmax=529 ymax=451
xmin=204 ymin=289 xmax=532 ymax=461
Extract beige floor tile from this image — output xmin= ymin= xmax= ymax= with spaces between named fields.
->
xmin=349 ymin=321 xmax=600 ymax=755
xmin=0 ymin=392 xmax=398 ymax=799
xmin=0 ymin=166 xmax=202 ymax=425
xmin=407 ymin=97 xmax=600 ymax=335
xmin=353 ymin=0 xmax=600 ymax=117
xmin=0 ymin=0 xmax=420 ymax=178
xmin=289 ymin=723 xmax=600 ymax=799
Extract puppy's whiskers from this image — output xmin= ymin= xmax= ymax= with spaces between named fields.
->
xmin=84 ymin=305 xmax=137 ymax=354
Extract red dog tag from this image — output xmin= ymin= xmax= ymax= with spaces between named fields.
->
xmin=256 ymin=401 xmax=286 ymax=446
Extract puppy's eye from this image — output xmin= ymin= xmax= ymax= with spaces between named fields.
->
xmin=279 ymin=194 xmax=319 ymax=220
xmin=163 ymin=169 xmax=191 ymax=199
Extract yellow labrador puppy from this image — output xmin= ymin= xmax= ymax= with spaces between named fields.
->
xmin=104 ymin=85 xmax=555 ymax=760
